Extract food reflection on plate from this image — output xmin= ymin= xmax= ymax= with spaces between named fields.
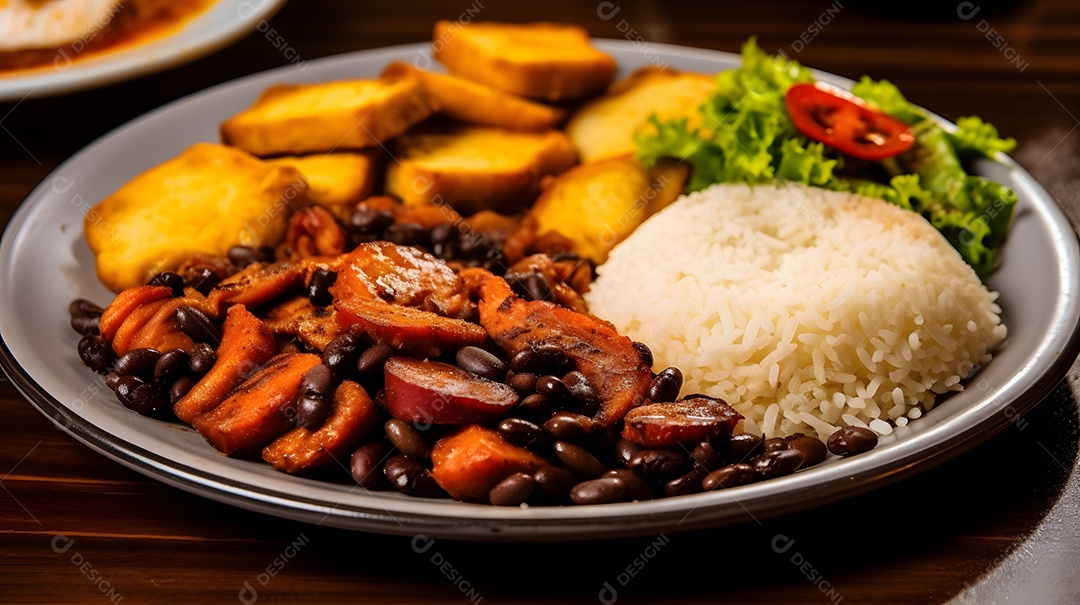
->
xmin=0 ymin=0 xmax=216 ymax=74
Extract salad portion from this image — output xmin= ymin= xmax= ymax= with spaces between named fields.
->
xmin=636 ymin=39 xmax=1017 ymax=275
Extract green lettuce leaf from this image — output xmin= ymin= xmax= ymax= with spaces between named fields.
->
xmin=949 ymin=115 xmax=1018 ymax=157
xmin=850 ymin=76 xmax=927 ymax=125
xmin=634 ymin=41 xmax=1018 ymax=275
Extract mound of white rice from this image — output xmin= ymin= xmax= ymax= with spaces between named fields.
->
xmin=585 ymin=182 xmax=1007 ymax=440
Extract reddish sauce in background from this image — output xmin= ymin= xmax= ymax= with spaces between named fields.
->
xmin=0 ymin=0 xmax=216 ymax=73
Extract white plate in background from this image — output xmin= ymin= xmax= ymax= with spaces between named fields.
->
xmin=0 ymin=0 xmax=287 ymax=101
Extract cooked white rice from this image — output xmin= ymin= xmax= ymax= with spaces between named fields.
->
xmin=585 ymin=182 xmax=1007 ymax=440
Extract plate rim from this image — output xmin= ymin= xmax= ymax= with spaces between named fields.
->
xmin=0 ymin=0 xmax=288 ymax=101
xmin=3 ymin=39 xmax=1080 ymax=541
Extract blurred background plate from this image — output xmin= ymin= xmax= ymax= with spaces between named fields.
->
xmin=0 ymin=0 xmax=288 ymax=101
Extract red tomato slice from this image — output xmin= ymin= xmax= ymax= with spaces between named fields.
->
xmin=785 ymin=82 xmax=915 ymax=161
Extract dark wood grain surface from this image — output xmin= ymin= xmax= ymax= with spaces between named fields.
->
xmin=3 ymin=1 xmax=1080 ymax=603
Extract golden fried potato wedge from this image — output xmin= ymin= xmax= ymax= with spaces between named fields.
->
xmin=381 ymin=61 xmax=564 ymax=130
xmin=528 ymin=155 xmax=688 ymax=263
xmin=220 ymin=75 xmax=436 ymax=157
xmin=433 ymin=21 xmax=616 ymax=101
xmin=266 ymin=152 xmax=378 ymax=217
xmin=385 ymin=126 xmax=577 ymax=215
xmin=85 ymin=143 xmax=306 ymax=292
xmin=567 ymin=67 xmax=717 ymax=163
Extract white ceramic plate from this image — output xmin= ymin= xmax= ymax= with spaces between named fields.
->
xmin=2 ymin=41 xmax=1079 ymax=541
xmin=0 ymin=0 xmax=287 ymax=101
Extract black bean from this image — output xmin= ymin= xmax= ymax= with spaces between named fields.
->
xmin=293 ymin=365 xmax=334 ymax=430
xmin=186 ymin=268 xmax=220 ymax=296
xmin=69 ymin=299 xmax=104 ymax=317
xmin=562 ymin=371 xmax=601 ymax=416
xmin=351 ymin=442 xmax=390 ymax=490
xmin=187 ymin=343 xmax=216 ymax=376
xmin=384 ymin=455 xmax=446 ymax=498
xmin=614 ymin=438 xmax=643 ymax=467
xmin=524 ymin=273 xmax=553 ymax=302
xmin=727 ymin=433 xmax=764 ymax=461
xmin=489 ymin=472 xmax=536 ymax=506
xmin=534 ymin=465 xmax=577 ymax=497
xmin=664 ymin=469 xmax=706 ymax=497
xmin=349 ymin=207 xmax=395 ymax=234
xmin=517 ymin=393 xmax=549 ymax=413
xmin=603 ymin=469 xmax=654 ymax=501
xmin=457 ymin=233 xmax=483 ymax=255
xmin=827 ymin=426 xmax=878 ymax=456
xmin=506 ymin=372 xmax=537 ymax=395
xmin=77 ymin=335 xmax=115 ymax=374
xmin=690 ymin=441 xmax=725 ymax=472
xmin=114 ymin=348 xmax=161 ymax=379
xmin=702 ymin=463 xmax=757 ymax=490
xmin=627 ymin=448 xmax=687 ymax=480
xmin=227 ymin=245 xmax=264 ymax=267
xmin=323 ymin=332 xmax=364 ymax=378
xmin=70 ymin=312 xmax=101 ymax=336
xmin=508 ymin=345 xmax=572 ymax=375
xmin=498 ymin=418 xmax=547 ymax=450
xmin=553 ymin=441 xmax=605 ymax=478
xmin=348 ymin=231 xmax=380 ymax=248
xmin=432 ymin=240 xmax=460 ymax=260
xmin=372 ymin=389 xmax=387 ymax=412
xmin=105 ymin=372 xmax=124 ymax=391
xmin=169 ymin=377 xmax=195 ymax=405
xmin=648 ymin=367 xmax=683 ymax=403
xmin=632 ymin=342 xmax=654 ymax=368
xmin=153 ymin=349 xmax=190 ymax=386
xmin=301 ymin=363 xmax=333 ymax=397
xmin=753 ymin=449 xmax=806 ymax=479
xmin=294 ymin=393 xmax=331 ymax=430
xmin=385 ymin=419 xmax=431 ymax=459
xmin=786 ymin=433 xmax=828 ymax=467
xmin=763 ymin=437 xmax=790 ymax=453
xmin=356 ymin=343 xmax=392 ymax=375
xmin=307 ymin=268 xmax=337 ymax=307
xmin=456 ymin=303 xmax=480 ymax=324
xmin=115 ymin=376 xmax=167 ymax=417
xmin=147 ymin=272 xmax=186 ymax=297
xmin=175 ymin=305 xmax=221 ymax=346
xmin=535 ymin=375 xmax=569 ymax=400
xmin=480 ymin=253 xmax=507 ymax=274
xmin=507 ymin=272 xmax=553 ymax=302
xmin=384 ymin=222 xmax=428 ymax=247
xmin=570 ymin=477 xmax=628 ymax=505
xmin=429 ymin=223 xmax=457 ymax=245
xmin=456 ymin=346 xmax=506 ymax=381
xmin=542 ymin=411 xmax=596 ymax=442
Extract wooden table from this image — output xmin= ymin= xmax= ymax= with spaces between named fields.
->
xmin=3 ymin=1 xmax=1080 ymax=603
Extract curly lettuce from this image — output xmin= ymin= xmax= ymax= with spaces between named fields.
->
xmin=635 ymin=38 xmax=1018 ymax=276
